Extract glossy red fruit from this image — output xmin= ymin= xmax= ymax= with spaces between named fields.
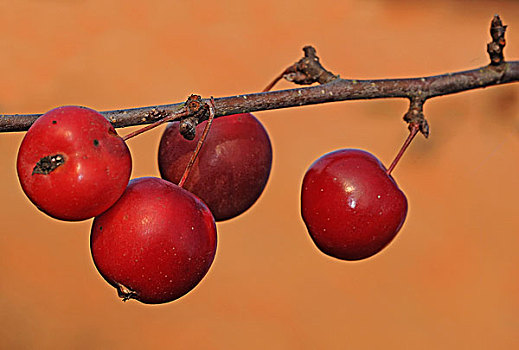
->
xmin=17 ymin=106 xmax=132 ymax=221
xmin=158 ymin=113 xmax=272 ymax=221
xmin=301 ymin=149 xmax=407 ymax=260
xmin=90 ymin=177 xmax=217 ymax=304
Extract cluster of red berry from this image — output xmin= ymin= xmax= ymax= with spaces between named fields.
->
xmin=16 ymin=105 xmax=407 ymax=304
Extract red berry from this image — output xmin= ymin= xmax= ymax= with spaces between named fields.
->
xmin=301 ymin=149 xmax=407 ymax=260
xmin=158 ymin=113 xmax=272 ymax=221
xmin=90 ymin=177 xmax=217 ymax=304
xmin=16 ymin=106 xmax=132 ymax=221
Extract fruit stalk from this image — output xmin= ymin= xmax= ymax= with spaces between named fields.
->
xmin=178 ymin=98 xmax=216 ymax=188
xmin=386 ymin=124 xmax=420 ymax=176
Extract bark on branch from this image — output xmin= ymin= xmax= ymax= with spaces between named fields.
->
xmin=0 ymin=15 xmax=517 ymax=133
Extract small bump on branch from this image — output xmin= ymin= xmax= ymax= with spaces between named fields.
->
xmin=263 ymin=46 xmax=339 ymax=92
xmin=179 ymin=94 xmax=211 ymax=140
xmin=178 ymin=97 xmax=216 ymax=188
xmin=121 ymin=94 xmax=211 ymax=141
xmin=403 ymin=98 xmax=429 ymax=138
xmin=487 ymin=15 xmax=507 ymax=65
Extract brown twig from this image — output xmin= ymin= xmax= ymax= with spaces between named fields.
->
xmin=2 ymin=62 xmax=516 ymax=133
xmin=0 ymin=15 xmax=516 ymax=133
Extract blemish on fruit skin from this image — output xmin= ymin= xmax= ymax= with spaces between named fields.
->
xmin=377 ymin=195 xmax=381 ymax=199
xmin=93 ymin=139 xmax=99 ymax=146
xmin=32 ymin=154 xmax=65 ymax=175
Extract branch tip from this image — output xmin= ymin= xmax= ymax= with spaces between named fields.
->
xmin=487 ymin=14 xmax=507 ymax=66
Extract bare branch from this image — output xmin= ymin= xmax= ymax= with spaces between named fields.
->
xmin=1 ymin=61 xmax=517 ymax=133
xmin=0 ymin=15 xmax=517 ymax=133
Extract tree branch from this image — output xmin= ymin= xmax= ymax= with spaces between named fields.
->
xmin=1 ymin=62 xmax=516 ymax=133
xmin=0 ymin=15 xmax=517 ymax=133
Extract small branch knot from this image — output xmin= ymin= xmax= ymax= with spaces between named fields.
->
xmin=284 ymin=46 xmax=339 ymax=86
xmin=487 ymin=15 xmax=507 ymax=66
xmin=403 ymin=99 xmax=429 ymax=138
xmin=179 ymin=94 xmax=210 ymax=140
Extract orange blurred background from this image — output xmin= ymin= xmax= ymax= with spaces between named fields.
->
xmin=1 ymin=1 xmax=518 ymax=349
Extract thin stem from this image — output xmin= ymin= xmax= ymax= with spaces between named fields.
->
xmin=178 ymin=98 xmax=216 ymax=188
xmin=386 ymin=124 xmax=420 ymax=176
xmin=122 ymin=111 xmax=189 ymax=141
xmin=263 ymin=68 xmax=289 ymax=92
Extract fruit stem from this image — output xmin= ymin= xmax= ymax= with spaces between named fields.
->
xmin=178 ymin=98 xmax=216 ymax=188
xmin=262 ymin=68 xmax=290 ymax=92
xmin=386 ymin=124 xmax=420 ymax=176
xmin=122 ymin=111 xmax=189 ymax=141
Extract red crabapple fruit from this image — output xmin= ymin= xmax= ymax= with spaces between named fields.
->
xmin=301 ymin=149 xmax=407 ymax=260
xmin=90 ymin=177 xmax=217 ymax=304
xmin=16 ymin=106 xmax=132 ymax=221
xmin=158 ymin=113 xmax=272 ymax=221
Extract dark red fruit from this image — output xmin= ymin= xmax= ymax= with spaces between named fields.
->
xmin=90 ymin=177 xmax=217 ymax=304
xmin=17 ymin=106 xmax=132 ymax=221
xmin=158 ymin=113 xmax=272 ymax=221
xmin=301 ymin=149 xmax=407 ymax=260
